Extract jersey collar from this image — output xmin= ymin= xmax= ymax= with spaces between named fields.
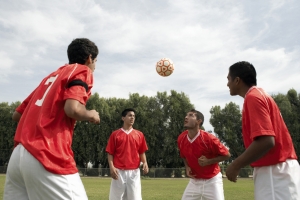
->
xmin=121 ymin=128 xmax=133 ymax=134
xmin=245 ymin=86 xmax=258 ymax=98
xmin=187 ymin=130 xmax=200 ymax=143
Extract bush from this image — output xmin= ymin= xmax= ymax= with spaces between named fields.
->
xmin=239 ymin=169 xmax=248 ymax=178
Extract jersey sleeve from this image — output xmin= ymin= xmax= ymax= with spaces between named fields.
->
xmin=63 ymin=65 xmax=93 ymax=105
xmin=210 ymin=135 xmax=229 ymax=156
xmin=138 ymin=133 xmax=148 ymax=154
xmin=245 ymin=94 xmax=275 ymax=140
xmin=15 ymin=88 xmax=37 ymax=114
xmin=106 ymin=132 xmax=116 ymax=155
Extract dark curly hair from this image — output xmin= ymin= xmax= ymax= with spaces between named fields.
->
xmin=67 ymin=38 xmax=98 ymax=64
xmin=229 ymin=61 xmax=257 ymax=87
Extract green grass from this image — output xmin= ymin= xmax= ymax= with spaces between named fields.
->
xmin=0 ymin=175 xmax=254 ymax=199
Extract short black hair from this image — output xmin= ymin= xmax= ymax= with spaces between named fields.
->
xmin=189 ymin=109 xmax=204 ymax=126
xmin=67 ymin=38 xmax=98 ymax=65
xmin=121 ymin=108 xmax=136 ymax=117
xmin=229 ymin=61 xmax=257 ymax=87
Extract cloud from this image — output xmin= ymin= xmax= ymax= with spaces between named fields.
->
xmin=0 ymin=0 xmax=299 ymax=131
xmin=0 ymin=51 xmax=14 ymax=83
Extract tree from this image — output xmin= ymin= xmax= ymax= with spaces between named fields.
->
xmin=162 ymin=90 xmax=194 ymax=168
xmin=72 ymin=93 xmax=128 ymax=168
xmin=72 ymin=91 xmax=195 ymax=169
xmin=209 ymin=102 xmax=244 ymax=161
xmin=0 ymin=102 xmax=20 ymax=166
xmin=273 ymin=89 xmax=300 ymax=161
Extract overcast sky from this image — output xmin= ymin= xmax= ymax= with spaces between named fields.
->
xmin=1 ymin=0 xmax=299 ymax=132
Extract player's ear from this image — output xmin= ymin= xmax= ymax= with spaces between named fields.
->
xmin=235 ymin=77 xmax=241 ymax=85
xmin=84 ymin=54 xmax=92 ymax=66
xmin=197 ymin=119 xmax=202 ymax=126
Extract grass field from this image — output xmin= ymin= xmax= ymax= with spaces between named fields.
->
xmin=0 ymin=175 xmax=254 ymax=199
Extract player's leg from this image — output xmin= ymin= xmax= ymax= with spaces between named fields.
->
xmin=18 ymin=144 xmax=88 ymax=200
xmin=126 ymin=168 xmax=142 ymax=200
xmin=202 ymin=172 xmax=224 ymax=200
xmin=287 ymin=159 xmax=300 ymax=198
xmin=254 ymin=159 xmax=300 ymax=200
xmin=181 ymin=179 xmax=202 ymax=200
xmin=253 ymin=165 xmax=275 ymax=199
xmin=109 ymin=169 xmax=126 ymax=200
xmin=3 ymin=144 xmax=29 ymax=200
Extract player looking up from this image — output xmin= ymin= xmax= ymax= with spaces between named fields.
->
xmin=225 ymin=61 xmax=300 ymax=199
xmin=106 ymin=108 xmax=149 ymax=200
xmin=177 ymin=109 xmax=230 ymax=200
xmin=3 ymin=38 xmax=100 ymax=200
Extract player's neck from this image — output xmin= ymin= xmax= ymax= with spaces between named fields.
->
xmin=187 ymin=128 xmax=199 ymax=139
xmin=122 ymin=124 xmax=133 ymax=131
xmin=239 ymin=84 xmax=252 ymax=98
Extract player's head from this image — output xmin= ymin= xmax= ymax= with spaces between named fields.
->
xmin=121 ymin=108 xmax=136 ymax=126
xmin=67 ymin=38 xmax=99 ymax=72
xmin=227 ymin=61 xmax=257 ymax=95
xmin=184 ymin=109 xmax=204 ymax=129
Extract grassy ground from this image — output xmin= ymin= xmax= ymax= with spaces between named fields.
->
xmin=0 ymin=175 xmax=254 ymax=199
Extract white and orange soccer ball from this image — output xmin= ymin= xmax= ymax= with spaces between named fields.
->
xmin=156 ymin=58 xmax=174 ymax=77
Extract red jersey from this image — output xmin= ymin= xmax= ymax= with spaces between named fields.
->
xmin=14 ymin=63 xmax=93 ymax=175
xmin=106 ymin=128 xmax=148 ymax=170
xmin=177 ymin=130 xmax=229 ymax=179
xmin=242 ymin=86 xmax=297 ymax=167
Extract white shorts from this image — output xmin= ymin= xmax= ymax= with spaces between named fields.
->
xmin=109 ymin=168 xmax=142 ymax=200
xmin=253 ymin=159 xmax=300 ymax=200
xmin=182 ymin=172 xmax=224 ymax=200
xmin=3 ymin=144 xmax=88 ymax=200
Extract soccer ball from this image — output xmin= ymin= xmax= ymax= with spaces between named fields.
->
xmin=156 ymin=58 xmax=174 ymax=77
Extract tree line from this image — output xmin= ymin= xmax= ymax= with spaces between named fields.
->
xmin=0 ymin=89 xmax=299 ymax=168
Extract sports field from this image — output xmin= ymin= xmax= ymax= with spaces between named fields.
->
xmin=0 ymin=175 xmax=254 ymax=199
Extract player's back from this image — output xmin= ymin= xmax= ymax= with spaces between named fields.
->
xmin=16 ymin=64 xmax=80 ymax=132
xmin=14 ymin=63 xmax=93 ymax=174
xmin=244 ymin=87 xmax=298 ymax=166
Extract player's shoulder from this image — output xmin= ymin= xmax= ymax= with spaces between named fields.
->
xmin=68 ymin=63 xmax=92 ymax=75
xmin=132 ymin=129 xmax=144 ymax=135
xmin=178 ymin=130 xmax=188 ymax=141
xmin=246 ymin=87 xmax=273 ymax=105
xmin=201 ymin=130 xmax=218 ymax=140
xmin=247 ymin=87 xmax=268 ymax=99
xmin=45 ymin=64 xmax=91 ymax=80
xmin=111 ymin=128 xmax=122 ymax=135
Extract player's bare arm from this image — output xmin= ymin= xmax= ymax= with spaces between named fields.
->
xmin=198 ymin=153 xmax=231 ymax=167
xmin=140 ymin=153 xmax=149 ymax=174
xmin=108 ymin=153 xmax=119 ymax=180
xmin=226 ymin=135 xmax=275 ymax=182
xmin=12 ymin=111 xmax=22 ymax=122
xmin=64 ymin=99 xmax=100 ymax=123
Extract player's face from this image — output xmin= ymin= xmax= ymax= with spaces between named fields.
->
xmin=184 ymin=112 xmax=199 ymax=129
xmin=227 ymin=72 xmax=238 ymax=96
xmin=122 ymin=111 xmax=135 ymax=126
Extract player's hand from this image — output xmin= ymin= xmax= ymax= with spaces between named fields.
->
xmin=142 ymin=162 xmax=149 ymax=175
xmin=110 ymin=167 xmax=119 ymax=180
xmin=89 ymin=110 xmax=100 ymax=124
xmin=226 ymin=163 xmax=240 ymax=182
xmin=198 ymin=155 xmax=210 ymax=166
xmin=185 ymin=166 xmax=196 ymax=179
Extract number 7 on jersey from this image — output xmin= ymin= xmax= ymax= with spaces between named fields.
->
xmin=35 ymin=75 xmax=58 ymax=106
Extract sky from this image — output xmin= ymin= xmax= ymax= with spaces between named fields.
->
xmin=0 ymin=0 xmax=299 ymax=132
